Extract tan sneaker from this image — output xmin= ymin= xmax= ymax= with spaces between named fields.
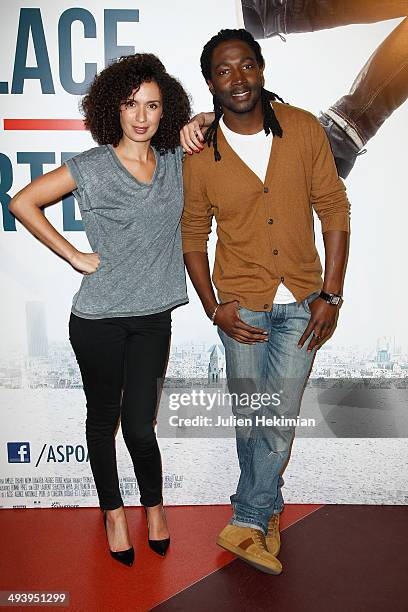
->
xmin=265 ymin=513 xmax=281 ymax=556
xmin=216 ymin=524 xmax=282 ymax=575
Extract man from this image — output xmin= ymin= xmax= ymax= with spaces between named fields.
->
xmin=181 ymin=28 xmax=350 ymax=575
xmin=239 ymin=0 xmax=408 ymax=178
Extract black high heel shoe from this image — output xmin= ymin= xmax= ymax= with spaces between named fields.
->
xmin=102 ymin=510 xmax=134 ymax=567
xmin=143 ymin=506 xmax=170 ymax=557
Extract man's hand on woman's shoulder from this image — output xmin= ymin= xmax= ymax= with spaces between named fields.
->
xmin=180 ymin=112 xmax=215 ymax=154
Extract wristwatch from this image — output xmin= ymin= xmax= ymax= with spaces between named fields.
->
xmin=319 ymin=290 xmax=343 ymax=306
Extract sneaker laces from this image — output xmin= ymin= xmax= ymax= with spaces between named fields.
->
xmin=251 ymin=528 xmax=266 ymax=546
xmin=268 ymin=514 xmax=279 ymax=535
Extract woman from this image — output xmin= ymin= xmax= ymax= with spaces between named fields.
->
xmin=9 ymin=54 xmax=209 ymax=567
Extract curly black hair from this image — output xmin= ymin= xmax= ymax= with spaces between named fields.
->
xmin=200 ymin=29 xmax=286 ymax=161
xmin=81 ymin=54 xmax=191 ymax=153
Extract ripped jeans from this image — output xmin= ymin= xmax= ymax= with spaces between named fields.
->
xmin=217 ymin=292 xmax=318 ymax=534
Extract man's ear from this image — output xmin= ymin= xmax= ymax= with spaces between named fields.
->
xmin=207 ymin=79 xmax=215 ymax=96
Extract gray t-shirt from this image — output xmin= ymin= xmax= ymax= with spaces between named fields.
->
xmin=65 ymin=144 xmax=188 ymax=318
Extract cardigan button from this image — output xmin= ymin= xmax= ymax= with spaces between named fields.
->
xmin=263 ymin=304 xmax=269 ymax=309
xmin=263 ymin=186 xmax=269 ymax=193
xmin=273 ymin=249 xmax=278 ymax=255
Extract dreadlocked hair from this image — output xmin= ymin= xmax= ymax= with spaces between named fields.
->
xmin=200 ymin=28 xmax=288 ymax=162
xmin=205 ymin=95 xmax=224 ymax=162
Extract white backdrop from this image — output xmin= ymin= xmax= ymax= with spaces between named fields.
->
xmin=1 ymin=1 xmax=407 ymax=509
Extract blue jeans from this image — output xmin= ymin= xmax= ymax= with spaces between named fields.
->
xmin=217 ymin=292 xmax=319 ymax=535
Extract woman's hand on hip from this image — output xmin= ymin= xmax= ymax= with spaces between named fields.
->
xmin=69 ymin=250 xmax=101 ymax=275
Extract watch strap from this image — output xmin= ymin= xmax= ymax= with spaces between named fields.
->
xmin=319 ymin=290 xmax=343 ymax=305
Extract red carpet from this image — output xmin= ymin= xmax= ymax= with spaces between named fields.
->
xmin=0 ymin=504 xmax=321 ymax=611
xmin=153 ymin=505 xmax=408 ymax=612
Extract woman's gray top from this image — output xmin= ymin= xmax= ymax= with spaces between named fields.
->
xmin=65 ymin=144 xmax=188 ymax=319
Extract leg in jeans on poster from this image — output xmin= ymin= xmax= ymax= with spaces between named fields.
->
xmin=218 ymin=297 xmax=316 ymax=537
xmin=240 ymin=1 xmax=408 ymax=176
xmin=69 ymin=312 xmax=171 ymax=563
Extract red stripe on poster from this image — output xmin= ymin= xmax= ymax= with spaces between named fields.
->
xmin=3 ymin=119 xmax=86 ymax=130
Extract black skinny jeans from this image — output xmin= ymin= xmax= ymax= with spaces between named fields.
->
xmin=69 ymin=310 xmax=171 ymax=510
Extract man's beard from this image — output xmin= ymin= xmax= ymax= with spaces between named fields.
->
xmin=216 ymin=84 xmax=262 ymax=114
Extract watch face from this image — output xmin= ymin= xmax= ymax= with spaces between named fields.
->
xmin=331 ymin=295 xmax=341 ymax=305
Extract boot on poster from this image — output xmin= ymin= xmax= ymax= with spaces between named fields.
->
xmin=239 ymin=1 xmax=408 ymax=177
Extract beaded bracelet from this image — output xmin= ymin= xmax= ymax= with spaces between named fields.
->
xmin=210 ymin=304 xmax=220 ymax=325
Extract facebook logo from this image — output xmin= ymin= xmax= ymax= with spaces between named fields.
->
xmin=7 ymin=442 xmax=31 ymax=463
